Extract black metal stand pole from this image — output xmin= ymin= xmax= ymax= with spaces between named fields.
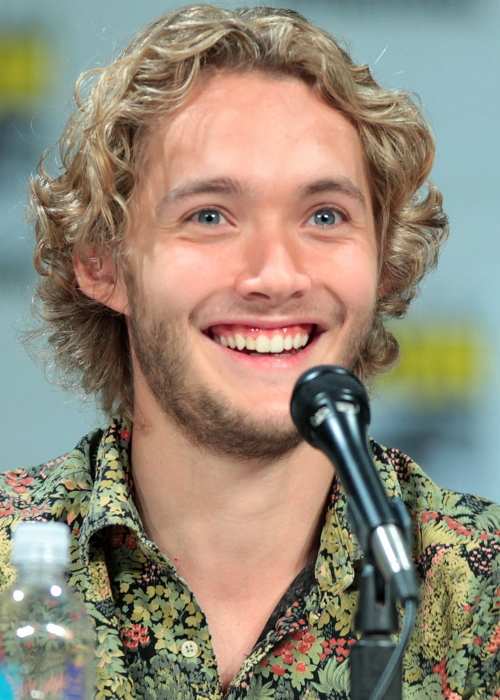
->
xmin=349 ymin=499 xmax=414 ymax=700
xmin=350 ymin=561 xmax=402 ymax=700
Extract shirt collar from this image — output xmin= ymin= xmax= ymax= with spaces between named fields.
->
xmin=78 ymin=421 xmax=403 ymax=588
xmin=79 ymin=418 xmax=148 ymax=566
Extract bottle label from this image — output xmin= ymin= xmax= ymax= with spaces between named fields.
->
xmin=0 ymin=663 xmax=87 ymax=699
xmin=0 ymin=663 xmax=21 ymax=700
xmin=64 ymin=662 xmax=87 ymax=700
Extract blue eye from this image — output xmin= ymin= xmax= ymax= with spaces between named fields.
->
xmin=193 ymin=209 xmax=224 ymax=225
xmin=310 ymin=208 xmax=344 ymax=226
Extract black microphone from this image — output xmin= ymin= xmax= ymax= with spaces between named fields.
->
xmin=290 ymin=365 xmax=418 ymax=603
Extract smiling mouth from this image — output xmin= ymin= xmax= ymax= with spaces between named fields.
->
xmin=205 ymin=324 xmax=321 ymax=356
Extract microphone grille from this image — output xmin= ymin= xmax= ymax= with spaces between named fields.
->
xmin=290 ymin=365 xmax=370 ymax=443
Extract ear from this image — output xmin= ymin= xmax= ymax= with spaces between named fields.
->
xmin=73 ymin=249 xmax=129 ymax=315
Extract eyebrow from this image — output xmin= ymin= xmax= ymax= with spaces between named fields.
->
xmin=300 ymin=177 xmax=366 ymax=207
xmin=156 ymin=177 xmax=243 ymax=215
xmin=156 ymin=175 xmax=366 ymax=214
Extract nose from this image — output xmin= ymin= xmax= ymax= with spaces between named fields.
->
xmin=235 ymin=231 xmax=312 ymax=304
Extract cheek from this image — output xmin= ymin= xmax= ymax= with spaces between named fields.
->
xmin=140 ymin=245 xmax=231 ymax=316
xmin=315 ymin=247 xmax=379 ymax=310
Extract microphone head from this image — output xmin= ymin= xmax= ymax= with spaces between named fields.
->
xmin=290 ymin=365 xmax=370 ymax=445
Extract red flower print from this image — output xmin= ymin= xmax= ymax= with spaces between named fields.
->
xmin=271 ymin=664 xmax=286 ymax=676
xmin=0 ymin=503 xmax=14 ymax=517
xmin=444 ymin=516 xmax=472 ymax=537
xmin=120 ymin=624 xmax=150 ymax=651
xmin=487 ymin=627 xmax=499 ymax=654
xmin=433 ymin=658 xmax=446 ymax=677
xmin=5 ymin=471 xmax=34 ymax=494
xmin=433 ymin=657 xmax=456 ymax=697
xmin=125 ymin=533 xmax=137 ymax=549
xmin=275 ymin=642 xmax=294 ymax=665
xmin=296 ymin=662 xmax=307 ymax=673
xmin=320 ymin=639 xmax=334 ymax=657
xmin=421 ymin=511 xmax=439 ymax=523
xmin=320 ymin=636 xmax=355 ymax=662
xmin=123 ymin=637 xmax=138 ymax=651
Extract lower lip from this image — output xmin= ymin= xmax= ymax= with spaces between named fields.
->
xmin=208 ymin=335 xmax=320 ymax=369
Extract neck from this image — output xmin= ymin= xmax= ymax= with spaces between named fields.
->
xmin=130 ymin=404 xmax=333 ymax=595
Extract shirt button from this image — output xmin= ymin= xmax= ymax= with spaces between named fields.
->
xmin=180 ymin=640 xmax=199 ymax=658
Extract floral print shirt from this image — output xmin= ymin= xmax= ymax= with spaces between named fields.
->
xmin=0 ymin=419 xmax=498 ymax=699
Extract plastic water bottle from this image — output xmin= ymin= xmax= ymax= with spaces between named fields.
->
xmin=0 ymin=521 xmax=95 ymax=699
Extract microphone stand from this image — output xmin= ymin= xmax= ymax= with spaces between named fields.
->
xmin=289 ymin=365 xmax=419 ymax=699
xmin=349 ymin=499 xmax=413 ymax=700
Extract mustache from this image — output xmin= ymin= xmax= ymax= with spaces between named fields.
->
xmin=194 ymin=294 xmax=343 ymax=326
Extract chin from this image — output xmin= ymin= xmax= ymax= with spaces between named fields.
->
xmin=236 ymin=401 xmax=293 ymax=425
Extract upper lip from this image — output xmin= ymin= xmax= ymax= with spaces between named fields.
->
xmin=202 ymin=319 xmax=328 ymax=333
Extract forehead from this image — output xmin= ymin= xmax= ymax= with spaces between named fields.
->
xmin=139 ymin=71 xmax=370 ymax=200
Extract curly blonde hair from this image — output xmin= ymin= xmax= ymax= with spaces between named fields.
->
xmin=30 ymin=4 xmax=448 ymax=418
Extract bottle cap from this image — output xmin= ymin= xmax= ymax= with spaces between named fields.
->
xmin=12 ymin=521 xmax=70 ymax=567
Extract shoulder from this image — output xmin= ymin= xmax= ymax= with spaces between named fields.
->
xmin=0 ymin=427 xmax=103 ymax=588
xmin=372 ymin=441 xmax=499 ymax=696
xmin=371 ymin=440 xmax=499 ymax=594
xmin=0 ymin=427 xmax=102 ymax=509
xmin=371 ymin=440 xmax=499 ymax=538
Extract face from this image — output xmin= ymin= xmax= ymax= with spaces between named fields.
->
xmin=120 ymin=71 xmax=379 ymax=459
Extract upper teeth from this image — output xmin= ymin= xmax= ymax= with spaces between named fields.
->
xmin=216 ymin=332 xmax=309 ymax=353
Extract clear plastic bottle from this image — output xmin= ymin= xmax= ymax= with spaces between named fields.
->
xmin=0 ymin=521 xmax=96 ymax=699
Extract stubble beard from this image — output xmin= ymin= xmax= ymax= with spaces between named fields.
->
xmin=128 ymin=299 xmax=373 ymax=462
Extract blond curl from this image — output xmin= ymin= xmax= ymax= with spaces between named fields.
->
xmin=29 ymin=4 xmax=448 ymax=418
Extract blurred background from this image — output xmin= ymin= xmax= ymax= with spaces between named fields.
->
xmin=1 ymin=0 xmax=498 ymax=500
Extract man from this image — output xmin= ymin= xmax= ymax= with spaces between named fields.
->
xmin=0 ymin=5 xmax=498 ymax=699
